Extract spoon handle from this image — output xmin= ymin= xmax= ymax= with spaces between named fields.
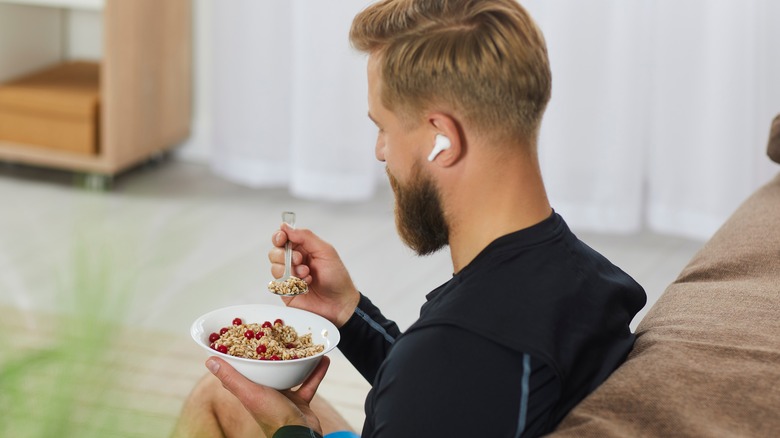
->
xmin=282 ymin=211 xmax=296 ymax=278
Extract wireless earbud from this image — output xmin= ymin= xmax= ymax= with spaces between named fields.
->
xmin=427 ymin=134 xmax=451 ymax=162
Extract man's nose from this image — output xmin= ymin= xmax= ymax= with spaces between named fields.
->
xmin=375 ymin=139 xmax=386 ymax=162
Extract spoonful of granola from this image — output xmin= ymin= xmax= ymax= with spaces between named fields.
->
xmin=268 ymin=211 xmax=309 ymax=296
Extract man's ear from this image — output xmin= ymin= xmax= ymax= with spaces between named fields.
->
xmin=427 ymin=113 xmax=463 ymax=167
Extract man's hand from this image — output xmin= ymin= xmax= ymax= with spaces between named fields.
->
xmin=269 ymin=224 xmax=361 ymax=327
xmin=206 ymin=355 xmax=331 ymax=438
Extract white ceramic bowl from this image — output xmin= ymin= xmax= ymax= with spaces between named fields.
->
xmin=191 ymin=304 xmax=340 ymax=390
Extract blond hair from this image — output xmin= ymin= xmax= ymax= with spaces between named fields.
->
xmin=350 ymin=0 xmax=551 ymax=147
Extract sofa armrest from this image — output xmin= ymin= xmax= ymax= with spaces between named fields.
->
xmin=769 ymin=114 xmax=780 ymax=164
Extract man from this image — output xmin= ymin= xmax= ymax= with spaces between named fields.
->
xmin=174 ymin=0 xmax=646 ymax=437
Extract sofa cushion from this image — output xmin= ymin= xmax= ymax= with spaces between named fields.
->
xmin=550 ymin=169 xmax=780 ymax=437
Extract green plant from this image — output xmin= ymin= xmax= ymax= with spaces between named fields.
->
xmin=0 ymin=231 xmax=134 ymax=437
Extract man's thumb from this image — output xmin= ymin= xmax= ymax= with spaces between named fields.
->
xmin=207 ymin=356 xmax=261 ymax=404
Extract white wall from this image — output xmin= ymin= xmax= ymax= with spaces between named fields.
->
xmin=64 ymin=8 xmax=102 ymax=60
xmin=0 ymin=5 xmax=102 ymax=79
xmin=0 ymin=4 xmax=62 ymax=82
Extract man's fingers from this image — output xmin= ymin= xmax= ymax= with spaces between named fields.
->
xmin=281 ymin=225 xmax=334 ymax=257
xmin=270 ymin=262 xmax=311 ymax=281
xmin=206 ymin=357 xmax=319 ymax=435
xmin=206 ymin=355 xmax=328 ymax=405
xmin=294 ymin=356 xmax=331 ymax=404
xmin=268 ymin=248 xmax=305 ymax=265
xmin=272 ymin=230 xmax=287 ymax=247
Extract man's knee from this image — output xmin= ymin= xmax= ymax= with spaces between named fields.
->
xmin=191 ymin=373 xmax=225 ymax=403
xmin=174 ymin=373 xmax=262 ymax=438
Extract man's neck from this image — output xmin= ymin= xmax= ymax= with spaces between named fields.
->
xmin=443 ymin=152 xmax=552 ymax=274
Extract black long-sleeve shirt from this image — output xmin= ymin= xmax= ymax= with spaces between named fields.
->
xmin=336 ymin=212 xmax=646 ymax=437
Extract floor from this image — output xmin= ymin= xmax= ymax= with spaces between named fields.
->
xmin=0 ymin=158 xmax=705 ymax=436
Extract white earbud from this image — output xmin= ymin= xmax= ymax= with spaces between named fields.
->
xmin=427 ymin=134 xmax=451 ymax=162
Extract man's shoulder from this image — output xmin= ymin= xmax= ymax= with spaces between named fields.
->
xmin=413 ymin=229 xmax=645 ymax=374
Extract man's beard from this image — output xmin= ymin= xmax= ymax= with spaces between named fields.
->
xmin=387 ymin=163 xmax=449 ymax=256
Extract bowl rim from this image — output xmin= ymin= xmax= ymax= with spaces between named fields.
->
xmin=191 ymin=303 xmax=340 ymax=364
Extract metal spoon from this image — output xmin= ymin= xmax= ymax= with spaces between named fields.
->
xmin=268 ymin=211 xmax=309 ymax=296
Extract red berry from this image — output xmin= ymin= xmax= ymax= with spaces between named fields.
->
xmin=210 ymin=343 xmax=216 ymax=350
xmin=244 ymin=330 xmax=255 ymax=339
xmin=285 ymin=343 xmax=295 ymax=349
xmin=270 ymin=355 xmax=281 ymax=361
xmin=256 ymin=345 xmax=267 ymax=354
xmin=232 ymin=318 xmax=242 ymax=326
xmin=262 ymin=321 xmax=272 ymax=328
xmin=274 ymin=318 xmax=284 ymax=326
xmin=220 ymin=327 xmax=229 ymax=335
xmin=217 ymin=345 xmax=228 ymax=354
xmin=208 ymin=332 xmax=220 ymax=343
xmin=291 ymin=355 xmax=298 ymax=360
xmin=255 ymin=332 xmax=264 ymax=340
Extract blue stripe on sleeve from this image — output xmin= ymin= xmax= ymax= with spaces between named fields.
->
xmin=354 ymin=306 xmax=396 ymax=344
xmin=515 ymin=353 xmax=531 ymax=438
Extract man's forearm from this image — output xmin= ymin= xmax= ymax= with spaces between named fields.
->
xmin=337 ymin=293 xmax=401 ymax=383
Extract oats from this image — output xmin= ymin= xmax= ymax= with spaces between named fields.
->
xmin=213 ymin=319 xmax=324 ymax=361
xmin=268 ymin=276 xmax=308 ymax=295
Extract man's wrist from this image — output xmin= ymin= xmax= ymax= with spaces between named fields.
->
xmin=335 ymin=290 xmax=362 ymax=327
xmin=272 ymin=424 xmax=324 ymax=438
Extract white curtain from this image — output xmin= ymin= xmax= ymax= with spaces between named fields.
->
xmin=207 ymin=0 xmax=779 ymax=240
xmin=210 ymin=0 xmax=378 ymax=202
xmin=524 ymin=0 xmax=780 ymax=240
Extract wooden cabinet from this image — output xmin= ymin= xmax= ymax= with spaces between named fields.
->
xmin=0 ymin=0 xmax=191 ymax=179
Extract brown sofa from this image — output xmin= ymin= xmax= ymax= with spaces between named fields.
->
xmin=551 ymin=115 xmax=780 ymax=437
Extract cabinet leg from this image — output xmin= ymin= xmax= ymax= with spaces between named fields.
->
xmin=75 ymin=173 xmax=113 ymax=191
xmin=147 ymin=150 xmax=170 ymax=168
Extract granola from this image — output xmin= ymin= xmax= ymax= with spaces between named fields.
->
xmin=268 ymin=276 xmax=308 ymax=296
xmin=209 ymin=318 xmax=324 ymax=361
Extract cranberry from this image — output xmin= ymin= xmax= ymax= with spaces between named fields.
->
xmin=270 ymin=355 xmax=281 ymax=361
xmin=256 ymin=345 xmax=267 ymax=354
xmin=208 ymin=332 xmax=220 ymax=343
xmin=285 ymin=343 xmax=295 ymax=349
xmin=210 ymin=343 xmax=216 ymax=350
xmin=274 ymin=318 xmax=284 ymax=326
xmin=219 ymin=327 xmax=229 ymax=335
xmin=244 ymin=330 xmax=255 ymax=339
xmin=261 ymin=321 xmax=272 ymax=328
xmin=255 ymin=332 xmax=264 ymax=340
xmin=291 ymin=355 xmax=298 ymax=360
xmin=232 ymin=318 xmax=242 ymax=326
xmin=216 ymin=345 xmax=228 ymax=354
